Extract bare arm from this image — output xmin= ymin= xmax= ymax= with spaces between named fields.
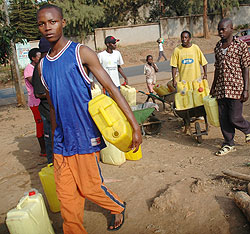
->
xmin=118 ymin=65 xmax=128 ymax=85
xmin=25 ymin=76 xmax=32 ymax=84
xmin=80 ymin=46 xmax=142 ymax=151
xmin=38 ymin=62 xmax=56 ymax=160
xmin=202 ymin=64 xmax=207 ymax=79
xmin=241 ymin=67 xmax=249 ymax=102
xmin=171 ymin=66 xmax=177 ymax=86
xmin=152 ymin=63 xmax=158 ymax=72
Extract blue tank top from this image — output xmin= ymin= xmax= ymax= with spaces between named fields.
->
xmin=41 ymin=41 xmax=105 ymax=156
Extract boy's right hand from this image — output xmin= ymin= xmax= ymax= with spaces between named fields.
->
xmin=130 ymin=128 xmax=142 ymax=153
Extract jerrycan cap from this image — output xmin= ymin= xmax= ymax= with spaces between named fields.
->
xmin=29 ymin=190 xmax=36 ymax=196
xmin=112 ymin=131 xmax=120 ymax=138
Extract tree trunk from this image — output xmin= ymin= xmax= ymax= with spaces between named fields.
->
xmin=222 ymin=170 xmax=250 ymax=182
xmin=234 ymin=191 xmax=250 ymax=222
xmin=203 ymin=0 xmax=210 ymax=39
xmin=4 ymin=0 xmax=26 ymax=107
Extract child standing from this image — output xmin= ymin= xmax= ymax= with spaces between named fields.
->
xmin=157 ymin=38 xmax=167 ymax=62
xmin=144 ymin=55 xmax=158 ymax=93
xmin=24 ymin=48 xmax=46 ymax=157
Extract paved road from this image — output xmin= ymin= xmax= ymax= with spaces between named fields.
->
xmin=0 ymin=52 xmax=217 ymax=106
xmin=123 ymin=52 xmax=215 ymax=77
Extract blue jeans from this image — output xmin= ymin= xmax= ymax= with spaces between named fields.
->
xmin=41 ymin=114 xmax=53 ymax=164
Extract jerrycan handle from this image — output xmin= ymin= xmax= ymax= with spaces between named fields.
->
xmin=16 ymin=189 xmax=37 ymax=210
xmin=99 ymin=107 xmax=113 ymax=127
xmin=17 ymin=196 xmax=29 ymax=210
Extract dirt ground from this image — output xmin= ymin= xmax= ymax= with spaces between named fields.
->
xmin=1 ymin=36 xmax=250 ymax=234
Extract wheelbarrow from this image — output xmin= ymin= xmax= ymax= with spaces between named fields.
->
xmin=138 ymin=90 xmax=176 ymax=110
xmin=173 ymin=104 xmax=209 ymax=143
xmin=131 ymin=103 xmax=161 ymax=135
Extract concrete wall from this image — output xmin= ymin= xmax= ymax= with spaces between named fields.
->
xmin=229 ymin=5 xmax=250 ymax=27
xmin=160 ymin=5 xmax=250 ymax=39
xmin=92 ymin=5 xmax=250 ymax=50
xmin=81 ymin=34 xmax=95 ymax=50
xmin=94 ymin=23 xmax=160 ymax=50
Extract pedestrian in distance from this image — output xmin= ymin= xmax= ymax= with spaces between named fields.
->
xmin=170 ymin=31 xmax=208 ymax=86
xmin=157 ymin=37 xmax=167 ymax=62
xmin=32 ymin=37 xmax=53 ymax=164
xmin=210 ymin=18 xmax=250 ymax=156
xmin=24 ymin=48 xmax=46 ymax=157
xmin=98 ymin=36 xmax=128 ymax=96
xmin=37 ymin=4 xmax=142 ymax=233
xmin=144 ymin=55 xmax=158 ymax=93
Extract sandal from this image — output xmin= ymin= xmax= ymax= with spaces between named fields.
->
xmin=215 ymin=145 xmax=236 ymax=156
xmin=246 ymin=133 xmax=250 ymax=143
xmin=39 ymin=153 xmax=47 ymax=157
xmin=107 ymin=202 xmax=126 ymax=231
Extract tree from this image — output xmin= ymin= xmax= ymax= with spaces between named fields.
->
xmin=53 ymin=0 xmax=104 ymax=38
xmin=203 ymin=0 xmax=210 ymax=39
xmin=209 ymin=0 xmax=239 ymax=18
xmin=52 ymin=0 xmax=151 ymax=37
xmin=9 ymin=0 xmax=40 ymax=41
xmin=2 ymin=0 xmax=26 ymax=106
xmin=148 ymin=0 xmax=241 ymax=21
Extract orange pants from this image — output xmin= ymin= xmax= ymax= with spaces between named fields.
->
xmin=54 ymin=152 xmax=125 ymax=234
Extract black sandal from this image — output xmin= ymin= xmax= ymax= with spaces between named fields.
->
xmin=107 ymin=202 xmax=126 ymax=231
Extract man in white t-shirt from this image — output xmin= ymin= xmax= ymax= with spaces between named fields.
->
xmin=98 ymin=36 xmax=128 ymax=95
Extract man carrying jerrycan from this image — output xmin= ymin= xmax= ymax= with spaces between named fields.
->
xmin=37 ymin=4 xmax=142 ymax=234
xmin=210 ymin=18 xmax=250 ymax=156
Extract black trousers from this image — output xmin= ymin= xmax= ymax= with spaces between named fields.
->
xmin=218 ymin=98 xmax=250 ymax=146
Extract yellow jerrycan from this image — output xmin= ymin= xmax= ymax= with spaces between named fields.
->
xmin=153 ymin=84 xmax=169 ymax=96
xmin=91 ymin=84 xmax=102 ymax=99
xmin=125 ymin=145 xmax=142 ymax=161
xmin=176 ymin=80 xmax=193 ymax=93
xmin=6 ymin=189 xmax=55 ymax=234
xmin=175 ymin=89 xmax=194 ymax=110
xmin=39 ymin=164 xmax=60 ymax=213
xmin=100 ymin=139 xmax=126 ymax=165
xmin=88 ymin=94 xmax=133 ymax=152
xmin=192 ymin=78 xmax=210 ymax=107
xmin=120 ymin=85 xmax=136 ymax=106
xmin=203 ymin=95 xmax=220 ymax=127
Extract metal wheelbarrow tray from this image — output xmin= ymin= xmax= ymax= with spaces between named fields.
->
xmin=132 ymin=106 xmax=161 ymax=135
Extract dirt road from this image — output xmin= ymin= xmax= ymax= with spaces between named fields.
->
xmin=1 ymin=69 xmax=250 ymax=234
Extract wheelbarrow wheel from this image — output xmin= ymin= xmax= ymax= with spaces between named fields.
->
xmin=195 ymin=122 xmax=202 ymax=144
xmin=143 ymin=116 xmax=161 ymax=135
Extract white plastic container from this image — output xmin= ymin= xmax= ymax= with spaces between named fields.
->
xmin=120 ymin=85 xmax=136 ymax=106
xmin=91 ymin=84 xmax=102 ymax=98
xmin=6 ymin=189 xmax=55 ymax=234
xmin=100 ymin=140 xmax=126 ymax=166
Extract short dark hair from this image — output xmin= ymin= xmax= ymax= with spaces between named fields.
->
xmin=181 ymin=30 xmax=191 ymax=38
xmin=28 ymin=48 xmax=40 ymax=61
xmin=37 ymin=4 xmax=63 ymax=19
xmin=146 ymin=55 xmax=153 ymax=61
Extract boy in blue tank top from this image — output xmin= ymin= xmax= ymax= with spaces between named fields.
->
xmin=37 ymin=4 xmax=142 ymax=234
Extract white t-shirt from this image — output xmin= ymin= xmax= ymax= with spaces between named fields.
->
xmin=159 ymin=43 xmax=163 ymax=52
xmin=98 ymin=50 xmax=124 ymax=87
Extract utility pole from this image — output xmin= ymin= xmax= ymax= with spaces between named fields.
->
xmin=3 ymin=0 xmax=26 ymax=107
xmin=203 ymin=0 xmax=210 ymax=39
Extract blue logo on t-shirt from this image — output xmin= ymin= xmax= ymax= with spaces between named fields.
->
xmin=182 ymin=58 xmax=194 ymax=64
